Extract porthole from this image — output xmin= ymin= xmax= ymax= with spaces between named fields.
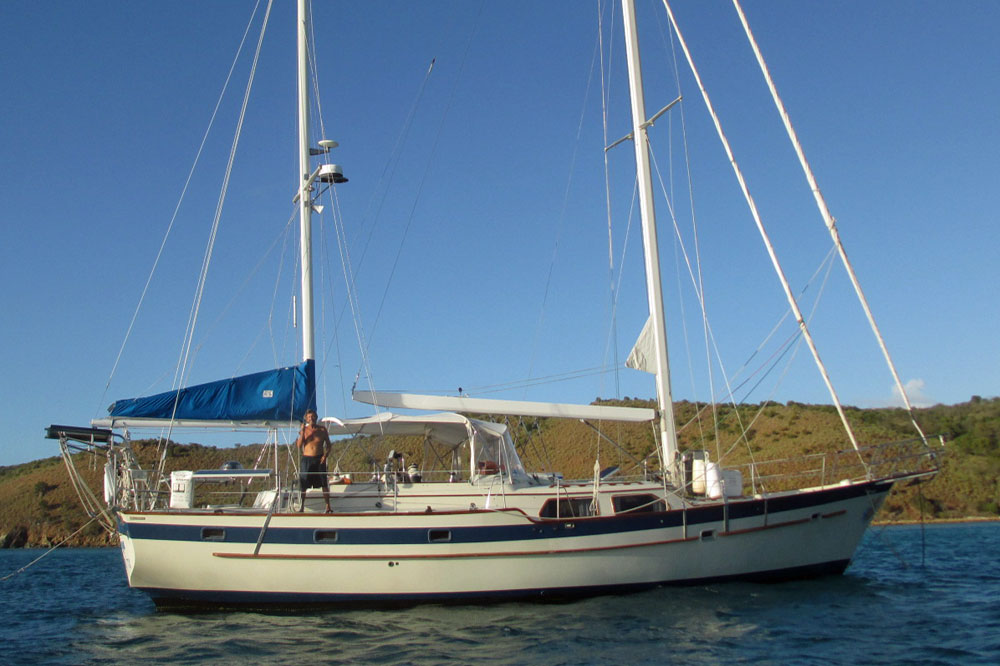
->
xmin=201 ymin=528 xmax=226 ymax=541
xmin=428 ymin=529 xmax=452 ymax=543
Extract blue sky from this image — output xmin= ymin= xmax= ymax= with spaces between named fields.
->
xmin=2 ymin=1 xmax=997 ymax=467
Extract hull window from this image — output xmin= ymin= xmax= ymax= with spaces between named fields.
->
xmin=612 ymin=494 xmax=666 ymax=514
xmin=201 ymin=528 xmax=226 ymax=541
xmin=539 ymin=498 xmax=595 ymax=518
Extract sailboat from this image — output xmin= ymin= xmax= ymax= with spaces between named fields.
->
xmin=47 ymin=0 xmax=941 ymax=607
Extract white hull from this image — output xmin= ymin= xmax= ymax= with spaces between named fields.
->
xmin=118 ymin=478 xmax=892 ymax=606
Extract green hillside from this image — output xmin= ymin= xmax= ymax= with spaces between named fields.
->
xmin=2 ymin=398 xmax=997 ymax=548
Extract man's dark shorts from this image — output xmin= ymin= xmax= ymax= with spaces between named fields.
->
xmin=300 ymin=455 xmax=330 ymax=492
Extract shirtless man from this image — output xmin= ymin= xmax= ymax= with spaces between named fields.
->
xmin=296 ymin=409 xmax=333 ymax=512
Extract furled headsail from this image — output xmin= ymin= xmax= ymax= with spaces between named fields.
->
xmin=626 ymin=316 xmax=655 ymax=374
xmin=107 ymin=359 xmax=316 ymax=422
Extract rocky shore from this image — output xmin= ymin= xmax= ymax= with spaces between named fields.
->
xmin=0 ymin=524 xmax=116 ymax=549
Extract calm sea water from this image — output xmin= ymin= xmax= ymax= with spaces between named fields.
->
xmin=1 ymin=523 xmax=997 ymax=665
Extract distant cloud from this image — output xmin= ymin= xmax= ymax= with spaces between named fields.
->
xmin=891 ymin=378 xmax=932 ymax=408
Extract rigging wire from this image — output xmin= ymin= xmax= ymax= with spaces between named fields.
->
xmin=96 ymin=0 xmax=266 ymax=419
xmin=597 ymin=0 xmax=620 ymax=462
xmin=173 ymin=0 xmax=274 ymax=393
xmin=336 ymin=57 xmax=438 ymax=302
xmin=524 ymin=10 xmax=602 ymax=401
xmin=735 ymin=248 xmax=838 ymax=403
xmin=731 ymin=0 xmax=928 ymax=444
xmin=267 ymin=211 xmax=299 ymax=370
xmin=0 ymin=515 xmax=101 ymax=583
xmin=183 ymin=211 xmax=298 ymax=375
xmin=655 ymin=5 xmax=717 ymax=454
xmin=660 ymin=0 xmax=865 ymax=465
xmin=351 ymin=2 xmax=487 ymax=394
xmin=309 ymin=50 xmax=439 ymax=416
xmin=316 ymin=198 xmax=345 ymax=416
xmin=636 ymin=6 xmax=768 ymax=461
xmin=597 ymin=0 xmax=621 ymax=400
xmin=715 ymin=250 xmax=840 ymax=465
xmin=294 ymin=3 xmax=471 ymax=420
xmin=671 ymin=245 xmax=837 ymax=412
xmin=327 ymin=186 xmax=373 ymax=413
xmin=328 ymin=56 xmax=439 ymax=410
xmin=671 ymin=244 xmax=838 ymax=446
xmin=307 ymin=0 xmax=346 ymax=417
xmin=374 ymin=363 xmax=626 ymax=398
xmin=919 ymin=483 xmax=928 ymax=567
xmin=153 ymin=0 xmax=275 ymax=487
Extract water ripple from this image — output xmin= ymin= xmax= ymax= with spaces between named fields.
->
xmin=1 ymin=523 xmax=998 ymax=665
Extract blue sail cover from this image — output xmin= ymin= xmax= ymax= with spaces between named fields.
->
xmin=108 ymin=360 xmax=316 ymax=422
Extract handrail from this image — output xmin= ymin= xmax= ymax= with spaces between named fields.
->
xmin=724 ymin=435 xmax=943 ymax=494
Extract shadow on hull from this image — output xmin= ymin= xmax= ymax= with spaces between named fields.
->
xmin=147 ymin=558 xmax=851 ymax=612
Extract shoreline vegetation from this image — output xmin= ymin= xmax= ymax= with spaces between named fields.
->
xmin=872 ymin=516 xmax=1000 ymax=526
xmin=3 ymin=397 xmax=998 ymax=548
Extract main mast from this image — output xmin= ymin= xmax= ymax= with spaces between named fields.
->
xmin=621 ymin=0 xmax=680 ymax=473
xmin=297 ymin=0 xmax=315 ymax=362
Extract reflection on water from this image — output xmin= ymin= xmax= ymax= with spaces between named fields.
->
xmin=75 ymin=593 xmax=771 ymax=665
xmin=1 ymin=523 xmax=997 ymax=665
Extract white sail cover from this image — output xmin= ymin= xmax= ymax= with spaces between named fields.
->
xmin=626 ymin=316 xmax=656 ymax=374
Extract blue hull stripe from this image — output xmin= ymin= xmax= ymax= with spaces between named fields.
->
xmin=121 ymin=480 xmax=891 ymax=546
